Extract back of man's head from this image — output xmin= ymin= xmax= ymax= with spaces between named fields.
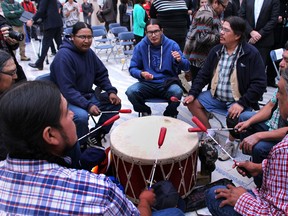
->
xmin=0 ymin=80 xmax=63 ymax=162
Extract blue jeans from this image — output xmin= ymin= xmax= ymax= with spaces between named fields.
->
xmin=152 ymin=208 xmax=185 ymax=216
xmin=125 ymin=82 xmax=183 ymax=117
xmin=69 ymin=94 xmax=121 ymax=145
xmin=205 ymin=185 xmax=242 ymax=216
xmin=238 ymin=111 xmax=278 ymax=187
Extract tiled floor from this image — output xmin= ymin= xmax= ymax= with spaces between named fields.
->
xmin=19 ymin=39 xmax=276 ymax=215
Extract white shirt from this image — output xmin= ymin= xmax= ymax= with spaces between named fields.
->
xmin=254 ymin=0 xmax=264 ymax=26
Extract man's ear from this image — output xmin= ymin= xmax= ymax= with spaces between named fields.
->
xmin=43 ymin=126 xmax=60 ymax=146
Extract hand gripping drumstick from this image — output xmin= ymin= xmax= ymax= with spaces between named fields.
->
xmin=100 ymin=109 xmax=132 ymax=114
xmin=170 ymin=96 xmax=186 ymax=104
xmin=191 ymin=116 xmax=251 ymax=178
xmin=78 ymin=114 xmax=120 ymax=142
xmin=149 ymin=127 xmax=167 ymax=188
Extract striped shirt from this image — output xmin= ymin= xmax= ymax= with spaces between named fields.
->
xmin=234 ymin=135 xmax=288 ymax=215
xmin=151 ymin=0 xmax=187 ymax=12
xmin=0 ymin=157 xmax=139 ymax=215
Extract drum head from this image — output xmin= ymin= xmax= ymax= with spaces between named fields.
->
xmin=110 ymin=116 xmax=198 ymax=164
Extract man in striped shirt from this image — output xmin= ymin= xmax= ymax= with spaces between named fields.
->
xmin=204 ymin=68 xmax=288 ymax=215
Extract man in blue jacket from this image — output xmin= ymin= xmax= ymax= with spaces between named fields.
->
xmin=126 ymin=19 xmax=190 ymax=118
xmin=184 ymin=16 xmax=266 ymax=160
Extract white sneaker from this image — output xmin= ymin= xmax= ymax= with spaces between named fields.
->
xmin=218 ymin=140 xmax=234 ymax=161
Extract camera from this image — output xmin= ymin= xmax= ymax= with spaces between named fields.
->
xmin=2 ymin=25 xmax=24 ymax=41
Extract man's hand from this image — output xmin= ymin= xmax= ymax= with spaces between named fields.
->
xmin=183 ymin=95 xmax=195 ymax=105
xmin=249 ymin=30 xmax=261 ymax=43
xmin=171 ymin=51 xmax=181 ymax=62
xmin=109 ymin=93 xmax=121 ymax=105
xmin=1 ymin=27 xmax=17 ymax=45
xmin=141 ymin=71 xmax=153 ymax=80
xmin=235 ymin=120 xmax=250 ymax=133
xmin=239 ymin=133 xmax=260 ymax=154
xmin=215 ymin=184 xmax=247 ymax=207
xmin=139 ymin=189 xmax=155 ymax=206
xmin=26 ymin=19 xmax=33 ymax=27
xmin=228 ymin=103 xmax=244 ymax=119
xmin=233 ymin=160 xmax=262 ymax=177
xmin=89 ymin=104 xmax=101 ymax=116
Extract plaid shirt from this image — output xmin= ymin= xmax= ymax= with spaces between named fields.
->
xmin=265 ymin=89 xmax=280 ymax=130
xmin=215 ymin=46 xmax=237 ymax=102
xmin=234 ymin=135 xmax=288 ymax=215
xmin=0 ymin=157 xmax=139 ymax=215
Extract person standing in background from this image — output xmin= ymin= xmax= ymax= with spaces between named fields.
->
xmin=63 ymin=0 xmax=79 ymax=28
xmin=150 ymin=0 xmax=188 ymax=51
xmin=119 ymin=0 xmax=130 ymax=30
xmin=100 ymin=0 xmax=116 ymax=32
xmin=82 ymin=0 xmax=94 ymax=25
xmin=133 ymin=0 xmax=147 ymax=44
xmin=239 ymin=0 xmax=280 ymax=88
xmin=27 ymin=0 xmax=63 ymax=70
xmin=21 ymin=0 xmax=39 ymax=41
xmin=1 ymin=0 xmax=30 ymax=61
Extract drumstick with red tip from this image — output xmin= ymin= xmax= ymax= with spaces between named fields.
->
xmin=149 ymin=127 xmax=167 ymax=188
xmin=170 ymin=96 xmax=186 ymax=103
xmin=188 ymin=127 xmax=236 ymax=132
xmin=190 ymin=116 xmax=251 ymax=178
xmin=78 ymin=114 xmax=120 ymax=141
xmin=100 ymin=109 xmax=132 ymax=114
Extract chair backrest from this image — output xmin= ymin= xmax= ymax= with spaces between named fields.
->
xmin=118 ymin=31 xmax=134 ymax=41
xmin=109 ymin=23 xmax=121 ymax=30
xmin=35 ymin=73 xmax=51 ymax=81
xmin=111 ymin=26 xmax=128 ymax=37
xmin=93 ymin=29 xmax=107 ymax=38
xmin=92 ymin=25 xmax=106 ymax=31
xmin=270 ymin=48 xmax=283 ymax=84
xmin=63 ymin=27 xmax=73 ymax=36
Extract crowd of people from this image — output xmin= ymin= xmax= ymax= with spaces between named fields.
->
xmin=0 ymin=0 xmax=287 ymax=215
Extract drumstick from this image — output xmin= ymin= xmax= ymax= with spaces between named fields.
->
xmin=78 ymin=114 xmax=120 ymax=141
xmin=100 ymin=109 xmax=132 ymax=114
xmin=170 ymin=96 xmax=185 ymax=103
xmin=149 ymin=127 xmax=167 ymax=188
xmin=188 ymin=127 xmax=236 ymax=132
xmin=191 ymin=116 xmax=251 ymax=178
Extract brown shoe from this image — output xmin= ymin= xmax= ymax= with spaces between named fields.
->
xmin=21 ymin=56 xmax=31 ymax=61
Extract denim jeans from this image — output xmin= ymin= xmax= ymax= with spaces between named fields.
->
xmin=125 ymin=82 xmax=183 ymax=117
xmin=205 ymin=185 xmax=242 ymax=216
xmin=152 ymin=208 xmax=185 ymax=216
xmin=68 ymin=94 xmax=121 ymax=145
xmin=238 ymin=111 xmax=278 ymax=187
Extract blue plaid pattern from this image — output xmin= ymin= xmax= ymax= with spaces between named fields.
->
xmin=0 ymin=157 xmax=139 ymax=215
xmin=266 ymin=89 xmax=280 ymax=130
xmin=215 ymin=47 xmax=238 ymax=102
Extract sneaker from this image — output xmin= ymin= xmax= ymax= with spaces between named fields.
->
xmin=218 ymin=140 xmax=234 ymax=161
xmin=201 ymin=133 xmax=218 ymax=146
xmin=21 ymin=56 xmax=31 ymax=61
xmin=86 ymin=136 xmax=102 ymax=148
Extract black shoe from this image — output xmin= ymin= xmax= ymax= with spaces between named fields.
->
xmin=28 ymin=63 xmax=43 ymax=70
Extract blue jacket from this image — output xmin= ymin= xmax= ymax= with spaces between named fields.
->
xmin=129 ymin=34 xmax=190 ymax=84
xmin=50 ymin=37 xmax=117 ymax=111
xmin=189 ymin=41 xmax=266 ymax=110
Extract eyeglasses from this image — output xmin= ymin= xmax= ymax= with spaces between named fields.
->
xmin=219 ymin=1 xmax=227 ymax=9
xmin=221 ymin=27 xmax=232 ymax=33
xmin=0 ymin=68 xmax=17 ymax=76
xmin=74 ymin=35 xmax=93 ymax=40
xmin=146 ymin=30 xmax=161 ymax=37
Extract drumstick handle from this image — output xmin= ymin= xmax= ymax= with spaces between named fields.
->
xmin=78 ymin=114 xmax=120 ymax=141
xmin=192 ymin=116 xmax=207 ymax=132
xmin=149 ymin=158 xmax=157 ymax=188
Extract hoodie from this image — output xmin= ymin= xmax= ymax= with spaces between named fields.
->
xmin=129 ymin=34 xmax=190 ymax=84
xmin=50 ymin=37 xmax=117 ymax=111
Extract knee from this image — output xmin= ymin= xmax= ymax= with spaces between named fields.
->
xmin=239 ymin=111 xmax=255 ymax=122
xmin=125 ymin=85 xmax=137 ymax=98
xmin=73 ymin=110 xmax=89 ymax=125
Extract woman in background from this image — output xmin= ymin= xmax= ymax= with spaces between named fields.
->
xmin=133 ymin=0 xmax=148 ymax=44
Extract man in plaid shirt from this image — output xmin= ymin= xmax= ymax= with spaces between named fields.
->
xmin=0 ymin=81 xmax=184 ymax=216
xmin=204 ymin=69 xmax=288 ymax=215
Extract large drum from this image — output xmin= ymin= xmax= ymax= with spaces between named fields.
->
xmin=110 ymin=116 xmax=198 ymax=203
